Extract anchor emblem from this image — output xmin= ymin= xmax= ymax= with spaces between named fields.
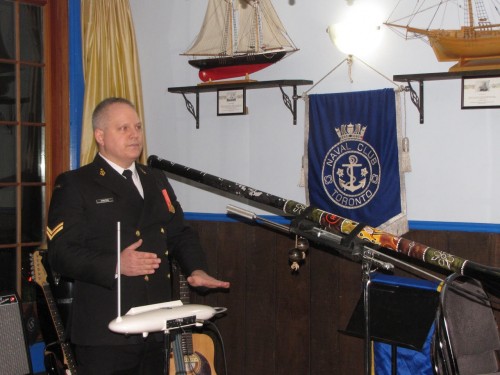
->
xmin=321 ymin=124 xmax=380 ymax=209
xmin=338 ymin=155 xmax=367 ymax=193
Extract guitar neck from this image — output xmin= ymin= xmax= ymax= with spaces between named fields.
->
xmin=179 ymin=272 xmax=195 ymax=355
xmin=41 ymin=280 xmax=78 ymax=374
xmin=179 ymin=276 xmax=190 ymax=305
xmin=42 ymin=284 xmax=67 ymax=342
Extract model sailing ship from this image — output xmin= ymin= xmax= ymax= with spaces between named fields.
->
xmin=182 ymin=0 xmax=298 ymax=82
xmin=384 ymin=0 xmax=500 ymax=71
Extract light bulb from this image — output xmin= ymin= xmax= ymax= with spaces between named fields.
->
xmin=327 ymin=3 xmax=383 ymax=57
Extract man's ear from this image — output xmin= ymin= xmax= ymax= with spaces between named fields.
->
xmin=94 ymin=128 xmax=104 ymax=146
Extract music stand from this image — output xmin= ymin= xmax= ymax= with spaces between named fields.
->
xmin=343 ymin=273 xmax=440 ymax=374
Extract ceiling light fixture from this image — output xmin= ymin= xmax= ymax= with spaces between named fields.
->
xmin=326 ymin=3 xmax=383 ymax=57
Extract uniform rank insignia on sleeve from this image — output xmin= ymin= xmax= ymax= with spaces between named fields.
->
xmin=46 ymin=222 xmax=64 ymax=240
xmin=161 ymin=189 xmax=176 ymax=213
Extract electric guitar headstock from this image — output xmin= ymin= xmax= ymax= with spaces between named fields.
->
xmin=31 ymin=250 xmax=48 ymax=288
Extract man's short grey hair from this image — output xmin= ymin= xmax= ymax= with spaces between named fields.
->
xmin=92 ymin=97 xmax=136 ymax=130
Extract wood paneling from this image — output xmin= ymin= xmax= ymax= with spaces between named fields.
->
xmin=189 ymin=221 xmax=500 ymax=375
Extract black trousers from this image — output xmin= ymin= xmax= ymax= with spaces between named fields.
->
xmin=74 ymin=340 xmax=167 ymax=375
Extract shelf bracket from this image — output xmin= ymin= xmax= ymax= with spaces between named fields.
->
xmin=278 ymin=84 xmax=299 ymax=125
xmin=181 ymin=92 xmax=200 ymax=129
xmin=168 ymin=80 xmax=312 ymax=128
xmin=406 ymin=80 xmax=424 ymax=124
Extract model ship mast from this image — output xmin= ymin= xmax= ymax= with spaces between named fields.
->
xmin=384 ymin=0 xmax=500 ymax=71
xmin=182 ymin=0 xmax=298 ymax=82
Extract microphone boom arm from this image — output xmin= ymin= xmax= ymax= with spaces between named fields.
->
xmin=227 ymin=204 xmax=394 ymax=272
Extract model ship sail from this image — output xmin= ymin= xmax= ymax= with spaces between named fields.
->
xmin=182 ymin=0 xmax=298 ymax=82
xmin=384 ymin=0 xmax=500 ymax=71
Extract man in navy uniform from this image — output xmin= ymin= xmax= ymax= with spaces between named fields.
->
xmin=46 ymin=97 xmax=230 ymax=374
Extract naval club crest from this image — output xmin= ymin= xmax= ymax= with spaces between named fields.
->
xmin=322 ymin=123 xmax=381 ymax=209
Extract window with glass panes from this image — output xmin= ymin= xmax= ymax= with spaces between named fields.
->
xmin=0 ymin=0 xmax=45 ymax=301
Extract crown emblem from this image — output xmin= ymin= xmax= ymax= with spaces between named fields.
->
xmin=335 ymin=123 xmax=366 ymax=141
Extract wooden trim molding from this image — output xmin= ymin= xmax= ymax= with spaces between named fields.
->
xmin=44 ymin=0 xmax=70 ymax=200
xmin=19 ymin=0 xmax=47 ymax=5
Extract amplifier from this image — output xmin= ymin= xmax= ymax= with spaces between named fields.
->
xmin=0 ymin=293 xmax=32 ymax=375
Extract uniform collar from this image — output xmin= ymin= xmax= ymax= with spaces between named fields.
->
xmin=98 ymin=153 xmax=137 ymax=177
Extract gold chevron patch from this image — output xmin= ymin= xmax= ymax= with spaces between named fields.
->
xmin=46 ymin=222 xmax=64 ymax=240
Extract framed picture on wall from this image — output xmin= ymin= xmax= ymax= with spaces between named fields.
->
xmin=217 ymin=88 xmax=246 ymax=116
xmin=461 ymin=76 xmax=500 ymax=109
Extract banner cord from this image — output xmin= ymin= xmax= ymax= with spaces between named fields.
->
xmin=303 ymin=55 xmax=405 ymax=97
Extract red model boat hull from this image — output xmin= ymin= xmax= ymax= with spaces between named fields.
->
xmin=199 ymin=63 xmax=273 ymax=82
xmin=189 ymin=52 xmax=287 ymax=82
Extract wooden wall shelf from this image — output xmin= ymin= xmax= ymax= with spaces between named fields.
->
xmin=393 ymin=69 xmax=500 ymax=123
xmin=168 ymin=79 xmax=313 ymax=128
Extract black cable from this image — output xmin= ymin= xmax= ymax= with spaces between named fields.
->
xmin=201 ymin=320 xmax=228 ymax=375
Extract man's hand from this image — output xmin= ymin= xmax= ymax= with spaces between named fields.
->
xmin=187 ymin=270 xmax=230 ymax=289
xmin=120 ymin=239 xmax=161 ymax=276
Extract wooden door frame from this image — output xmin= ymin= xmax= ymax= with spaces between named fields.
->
xmin=45 ymin=0 xmax=70 ymax=205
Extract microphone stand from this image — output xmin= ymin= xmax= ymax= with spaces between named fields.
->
xmin=226 ymin=205 xmax=393 ymax=375
xmin=226 ymin=205 xmax=449 ymax=374
xmin=164 ymin=330 xmax=171 ymax=375
xmin=361 ymin=245 xmax=375 ymax=375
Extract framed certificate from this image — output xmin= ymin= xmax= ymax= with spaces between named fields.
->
xmin=461 ymin=76 xmax=500 ymax=109
xmin=217 ymin=88 xmax=246 ymax=115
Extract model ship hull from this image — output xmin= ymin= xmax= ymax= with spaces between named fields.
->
xmin=188 ymin=51 xmax=288 ymax=82
xmin=386 ymin=23 xmax=500 ymax=71
xmin=409 ymin=27 xmax=500 ymax=60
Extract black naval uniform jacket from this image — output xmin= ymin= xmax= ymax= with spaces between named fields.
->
xmin=47 ymin=154 xmax=208 ymax=346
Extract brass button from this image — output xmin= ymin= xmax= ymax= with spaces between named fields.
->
xmin=144 ymin=275 xmax=149 ymax=281
xmin=135 ymin=230 xmax=141 ymax=237
xmin=167 ymin=273 xmax=171 ymax=279
xmin=164 ymin=250 xmax=169 ymax=256
xmin=160 ymin=228 xmax=165 ymax=234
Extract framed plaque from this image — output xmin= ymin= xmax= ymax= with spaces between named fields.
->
xmin=217 ymin=88 xmax=246 ymax=116
xmin=461 ymin=76 xmax=500 ymax=109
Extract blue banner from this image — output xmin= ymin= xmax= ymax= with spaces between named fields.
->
xmin=306 ymin=89 xmax=407 ymax=234
xmin=373 ymin=328 xmax=435 ymax=375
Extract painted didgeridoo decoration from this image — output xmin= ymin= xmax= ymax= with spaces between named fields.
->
xmin=148 ymin=155 xmax=500 ymax=288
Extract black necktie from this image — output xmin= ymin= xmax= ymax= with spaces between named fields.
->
xmin=122 ymin=169 xmax=141 ymax=197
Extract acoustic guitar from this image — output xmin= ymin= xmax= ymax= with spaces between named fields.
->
xmin=170 ymin=263 xmax=216 ymax=375
xmin=31 ymin=250 xmax=77 ymax=375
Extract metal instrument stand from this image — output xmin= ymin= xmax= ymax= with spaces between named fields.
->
xmin=163 ymin=330 xmax=171 ymax=375
xmin=359 ymin=246 xmax=397 ymax=375
xmin=287 ymin=217 xmax=395 ymax=374
xmin=226 ymin=205 xmax=397 ymax=374
xmin=361 ymin=248 xmax=373 ymax=375
xmin=226 ymin=205 xmax=445 ymax=375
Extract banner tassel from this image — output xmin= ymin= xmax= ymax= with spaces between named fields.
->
xmin=399 ymin=89 xmax=412 ymax=173
xmin=401 ymin=137 xmax=412 ymax=173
